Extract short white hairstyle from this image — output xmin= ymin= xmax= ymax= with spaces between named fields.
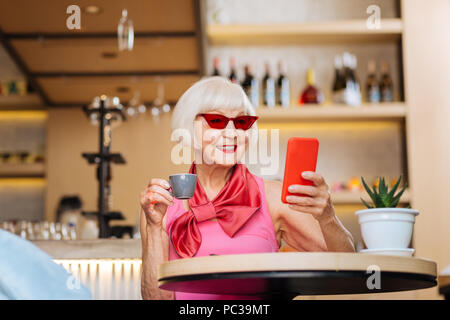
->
xmin=171 ymin=76 xmax=258 ymax=147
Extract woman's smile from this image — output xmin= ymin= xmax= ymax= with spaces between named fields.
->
xmin=216 ymin=144 xmax=237 ymax=153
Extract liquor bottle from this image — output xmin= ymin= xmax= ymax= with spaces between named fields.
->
xmin=342 ymin=52 xmax=361 ymax=106
xmin=298 ymin=68 xmax=323 ymax=105
xmin=26 ymin=81 xmax=35 ymax=93
xmin=262 ymin=62 xmax=275 ymax=108
xmin=228 ymin=57 xmax=238 ymax=84
xmin=17 ymin=80 xmax=27 ymax=96
xmin=8 ymin=81 xmax=18 ymax=95
xmin=366 ymin=60 xmax=380 ymax=103
xmin=379 ymin=60 xmax=394 ymax=102
xmin=332 ymin=55 xmax=345 ymax=103
xmin=241 ymin=65 xmax=259 ymax=106
xmin=212 ymin=57 xmax=220 ymax=76
xmin=276 ymin=61 xmax=290 ymax=107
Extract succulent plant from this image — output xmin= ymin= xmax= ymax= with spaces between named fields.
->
xmin=360 ymin=176 xmax=408 ymax=208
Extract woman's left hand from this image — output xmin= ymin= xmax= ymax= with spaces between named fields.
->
xmin=285 ymin=171 xmax=335 ymax=223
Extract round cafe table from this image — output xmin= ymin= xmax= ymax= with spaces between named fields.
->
xmin=158 ymin=252 xmax=437 ymax=299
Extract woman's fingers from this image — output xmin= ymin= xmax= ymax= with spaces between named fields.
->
xmin=143 ymin=191 xmax=173 ymax=208
xmin=286 ymin=173 xmax=333 ymax=221
xmin=288 ymin=204 xmax=322 ymax=216
xmin=149 ymin=178 xmax=171 ymax=190
xmin=286 ymin=195 xmax=315 ymax=206
xmin=286 ymin=194 xmax=328 ymax=207
xmin=287 ymin=184 xmax=320 ymax=197
xmin=140 ymin=185 xmax=173 ymax=211
xmin=300 ymin=171 xmax=330 ymax=191
xmin=147 ymin=184 xmax=173 ymax=203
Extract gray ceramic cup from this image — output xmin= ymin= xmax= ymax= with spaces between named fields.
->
xmin=169 ymin=174 xmax=197 ymax=199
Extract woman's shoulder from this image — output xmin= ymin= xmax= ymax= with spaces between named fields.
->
xmin=248 ymin=172 xmax=282 ymax=205
xmin=262 ymin=179 xmax=284 ymax=224
xmin=263 ymin=179 xmax=282 ymax=197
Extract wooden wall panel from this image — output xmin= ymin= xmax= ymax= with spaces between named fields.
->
xmin=402 ymin=0 xmax=450 ymax=299
xmin=11 ymin=38 xmax=199 ymax=72
xmin=0 ymin=0 xmax=195 ymax=33
xmin=37 ymin=75 xmax=199 ymax=104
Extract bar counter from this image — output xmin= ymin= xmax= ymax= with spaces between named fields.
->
xmin=32 ymin=239 xmax=142 ymax=259
xmin=32 ymin=239 xmax=143 ymax=300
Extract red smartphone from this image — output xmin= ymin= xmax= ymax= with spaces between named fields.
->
xmin=281 ymin=137 xmax=319 ymax=203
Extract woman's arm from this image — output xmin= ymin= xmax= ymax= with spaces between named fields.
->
xmin=140 ymin=177 xmax=175 ymax=300
xmin=265 ymin=176 xmax=355 ymax=253
xmin=140 ymin=208 xmax=174 ymax=300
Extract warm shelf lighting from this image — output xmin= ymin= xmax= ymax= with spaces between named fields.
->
xmin=54 ymin=259 xmax=142 ymax=300
xmin=83 ymin=5 xmax=103 ymax=15
xmin=0 ymin=111 xmax=48 ymax=121
xmin=257 ymin=121 xmax=400 ymax=130
xmin=0 ymin=178 xmax=46 ymax=187
xmin=54 ymin=258 xmax=141 ymax=263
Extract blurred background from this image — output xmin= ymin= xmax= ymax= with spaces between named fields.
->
xmin=0 ymin=0 xmax=449 ymax=299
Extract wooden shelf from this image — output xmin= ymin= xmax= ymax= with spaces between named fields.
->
xmin=256 ymin=103 xmax=406 ymax=122
xmin=331 ymin=189 xmax=410 ymax=205
xmin=207 ymin=19 xmax=403 ymax=45
xmin=0 ymin=163 xmax=45 ymax=178
xmin=0 ymin=94 xmax=43 ymax=109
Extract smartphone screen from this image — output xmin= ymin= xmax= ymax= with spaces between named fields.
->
xmin=281 ymin=137 xmax=319 ymax=203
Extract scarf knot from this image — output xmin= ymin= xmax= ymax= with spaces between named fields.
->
xmin=170 ymin=163 xmax=261 ymax=258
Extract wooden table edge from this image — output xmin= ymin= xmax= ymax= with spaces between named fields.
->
xmin=158 ymin=252 xmax=437 ymax=281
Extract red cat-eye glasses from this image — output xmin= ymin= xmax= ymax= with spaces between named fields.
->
xmin=199 ymin=113 xmax=258 ymax=131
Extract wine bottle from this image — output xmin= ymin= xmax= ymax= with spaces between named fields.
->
xmin=212 ymin=57 xmax=220 ymax=76
xmin=379 ymin=60 xmax=394 ymax=102
xmin=262 ymin=62 xmax=275 ymax=108
xmin=332 ymin=55 xmax=345 ymax=103
xmin=342 ymin=52 xmax=361 ymax=106
xmin=366 ymin=60 xmax=380 ymax=103
xmin=299 ymin=68 xmax=323 ymax=105
xmin=241 ymin=65 xmax=259 ymax=106
xmin=276 ymin=61 xmax=290 ymax=108
xmin=228 ymin=57 xmax=238 ymax=84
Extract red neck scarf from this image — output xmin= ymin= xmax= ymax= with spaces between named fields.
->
xmin=170 ymin=163 xmax=261 ymax=258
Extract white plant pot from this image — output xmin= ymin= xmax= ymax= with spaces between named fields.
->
xmin=355 ymin=208 xmax=419 ymax=249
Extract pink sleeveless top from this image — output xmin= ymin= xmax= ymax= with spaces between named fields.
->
xmin=165 ymin=174 xmax=279 ymax=300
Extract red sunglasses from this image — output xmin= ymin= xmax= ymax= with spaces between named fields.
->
xmin=199 ymin=113 xmax=258 ymax=131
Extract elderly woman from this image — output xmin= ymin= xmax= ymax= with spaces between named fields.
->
xmin=140 ymin=77 xmax=354 ymax=300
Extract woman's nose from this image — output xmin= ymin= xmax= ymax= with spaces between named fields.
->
xmin=223 ymin=121 xmax=237 ymax=137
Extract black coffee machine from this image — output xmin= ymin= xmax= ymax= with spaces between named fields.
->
xmin=81 ymin=95 xmax=131 ymax=238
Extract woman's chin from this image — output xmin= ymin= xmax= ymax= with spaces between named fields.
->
xmin=208 ymin=155 xmax=242 ymax=166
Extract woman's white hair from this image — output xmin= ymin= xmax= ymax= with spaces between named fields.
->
xmin=171 ymin=76 xmax=258 ymax=147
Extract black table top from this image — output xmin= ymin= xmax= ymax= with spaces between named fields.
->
xmin=158 ymin=252 xmax=437 ymax=299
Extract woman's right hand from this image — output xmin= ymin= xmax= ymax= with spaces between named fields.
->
xmin=140 ymin=178 xmax=174 ymax=228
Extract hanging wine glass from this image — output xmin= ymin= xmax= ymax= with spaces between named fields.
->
xmin=137 ymin=104 xmax=146 ymax=114
xmin=162 ymin=103 xmax=171 ymax=113
xmin=126 ymin=91 xmax=143 ymax=118
xmin=151 ymin=106 xmax=160 ymax=117
xmin=152 ymin=77 xmax=171 ymax=118
xmin=118 ymin=9 xmax=134 ymax=51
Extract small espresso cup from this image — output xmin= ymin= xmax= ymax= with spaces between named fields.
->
xmin=169 ymin=174 xmax=197 ymax=199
